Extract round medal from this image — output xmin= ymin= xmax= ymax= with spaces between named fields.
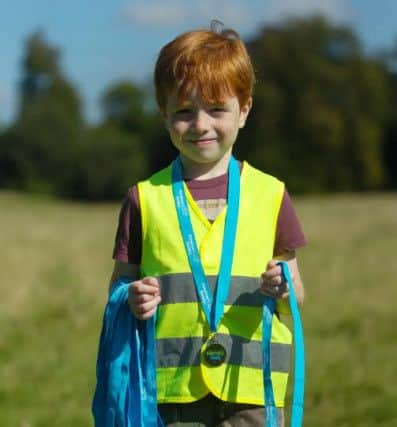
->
xmin=204 ymin=342 xmax=227 ymax=366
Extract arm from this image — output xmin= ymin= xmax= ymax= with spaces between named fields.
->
xmin=110 ymin=186 xmax=160 ymax=319
xmin=264 ymin=188 xmax=306 ymax=306
xmin=108 ymin=260 xmax=140 ymax=293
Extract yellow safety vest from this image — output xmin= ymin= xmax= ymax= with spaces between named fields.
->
xmin=138 ymin=161 xmax=292 ymax=406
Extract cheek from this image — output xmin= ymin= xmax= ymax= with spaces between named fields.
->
xmin=170 ymin=120 xmax=187 ymax=136
xmin=168 ymin=125 xmax=186 ymax=146
xmin=221 ymin=122 xmax=240 ymax=139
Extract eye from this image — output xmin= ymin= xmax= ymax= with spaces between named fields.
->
xmin=209 ymin=106 xmax=227 ymax=114
xmin=171 ymin=108 xmax=193 ymax=121
xmin=175 ymin=108 xmax=192 ymax=115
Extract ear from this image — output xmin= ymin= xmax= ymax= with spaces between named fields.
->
xmin=238 ymin=97 xmax=253 ymax=129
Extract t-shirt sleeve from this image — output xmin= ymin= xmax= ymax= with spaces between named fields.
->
xmin=112 ymin=186 xmax=142 ymax=264
xmin=273 ymin=189 xmax=307 ymax=256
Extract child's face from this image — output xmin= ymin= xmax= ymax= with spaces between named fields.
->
xmin=163 ymin=89 xmax=251 ymax=169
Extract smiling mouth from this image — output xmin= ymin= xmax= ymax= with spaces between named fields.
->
xmin=188 ymin=138 xmax=217 ymax=145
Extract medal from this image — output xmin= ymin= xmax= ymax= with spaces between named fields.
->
xmin=172 ymin=155 xmax=240 ymax=368
xmin=204 ymin=337 xmax=227 ymax=366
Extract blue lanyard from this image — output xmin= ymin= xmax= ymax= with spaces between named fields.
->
xmin=262 ymin=261 xmax=305 ymax=427
xmin=172 ymin=157 xmax=304 ymax=426
xmin=128 ymin=316 xmax=163 ymax=426
xmin=92 ymin=279 xmax=164 ymax=427
xmin=171 ymin=155 xmax=240 ymax=332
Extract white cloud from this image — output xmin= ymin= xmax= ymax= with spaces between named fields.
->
xmin=121 ymin=1 xmax=188 ymax=28
xmin=120 ymin=0 xmax=257 ymax=31
xmin=120 ymin=0 xmax=354 ymax=34
xmin=265 ymin=0 xmax=355 ymax=23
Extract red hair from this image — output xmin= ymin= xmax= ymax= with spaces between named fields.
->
xmin=154 ymin=22 xmax=255 ymax=113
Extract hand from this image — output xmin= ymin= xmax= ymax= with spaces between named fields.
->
xmin=260 ymin=260 xmax=291 ymax=299
xmin=128 ymin=276 xmax=161 ymax=320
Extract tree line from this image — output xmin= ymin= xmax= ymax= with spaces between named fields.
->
xmin=0 ymin=16 xmax=396 ymax=200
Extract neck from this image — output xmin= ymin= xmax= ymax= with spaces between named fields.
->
xmin=180 ymin=152 xmax=232 ymax=180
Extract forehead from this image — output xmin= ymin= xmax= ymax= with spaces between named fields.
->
xmin=166 ymin=86 xmax=234 ymax=108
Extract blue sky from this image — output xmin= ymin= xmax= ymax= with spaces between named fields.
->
xmin=1 ymin=0 xmax=396 ymax=126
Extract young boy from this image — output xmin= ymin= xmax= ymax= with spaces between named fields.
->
xmin=110 ymin=22 xmax=306 ymax=427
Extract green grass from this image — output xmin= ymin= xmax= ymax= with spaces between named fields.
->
xmin=1 ymin=190 xmax=396 ymax=426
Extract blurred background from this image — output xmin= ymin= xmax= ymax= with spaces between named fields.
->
xmin=1 ymin=1 xmax=396 ymax=426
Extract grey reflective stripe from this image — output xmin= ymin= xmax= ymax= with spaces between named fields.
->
xmin=157 ymin=336 xmax=205 ymax=367
xmin=157 ymin=335 xmax=290 ymax=372
xmin=159 ymin=273 xmax=263 ymax=306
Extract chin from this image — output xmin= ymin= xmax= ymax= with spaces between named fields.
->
xmin=194 ymin=155 xmax=223 ymax=164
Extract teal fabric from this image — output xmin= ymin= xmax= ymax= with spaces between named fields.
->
xmin=92 ymin=278 xmax=163 ymax=427
xmin=91 ymin=271 xmax=304 ymax=427
xmin=172 ymin=155 xmax=240 ymax=332
xmin=262 ymin=295 xmax=278 ymax=427
xmin=278 ymin=262 xmax=305 ymax=427
xmin=262 ymin=262 xmax=305 ymax=427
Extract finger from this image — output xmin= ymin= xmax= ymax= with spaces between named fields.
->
xmin=135 ymin=295 xmax=161 ymax=315
xmin=136 ymin=306 xmax=158 ymax=320
xmin=262 ymin=265 xmax=282 ymax=279
xmin=133 ymin=293 xmax=157 ymax=304
xmin=266 ymin=259 xmax=277 ymax=269
xmin=271 ymin=275 xmax=283 ymax=285
xmin=141 ymin=277 xmax=161 ymax=295
xmin=279 ymin=290 xmax=289 ymax=300
xmin=260 ymin=280 xmax=288 ymax=296
xmin=260 ymin=274 xmax=283 ymax=290
xmin=141 ymin=276 xmax=160 ymax=287
xmin=131 ymin=281 xmax=160 ymax=295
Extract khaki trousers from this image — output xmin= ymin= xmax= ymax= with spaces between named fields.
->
xmin=158 ymin=394 xmax=285 ymax=427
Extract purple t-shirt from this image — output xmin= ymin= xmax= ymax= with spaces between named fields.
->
xmin=113 ymin=169 xmax=307 ymax=264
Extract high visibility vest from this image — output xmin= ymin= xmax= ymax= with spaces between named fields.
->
xmin=138 ymin=161 xmax=292 ymax=406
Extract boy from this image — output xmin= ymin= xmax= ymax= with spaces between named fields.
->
xmin=110 ymin=22 xmax=306 ymax=427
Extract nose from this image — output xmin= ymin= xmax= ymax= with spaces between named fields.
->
xmin=191 ymin=110 xmax=211 ymax=133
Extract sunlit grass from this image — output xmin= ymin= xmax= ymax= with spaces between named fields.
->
xmin=294 ymin=193 xmax=397 ymax=427
xmin=1 ymin=190 xmax=396 ymax=426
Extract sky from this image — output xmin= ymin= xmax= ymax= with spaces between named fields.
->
xmin=1 ymin=0 xmax=396 ymax=126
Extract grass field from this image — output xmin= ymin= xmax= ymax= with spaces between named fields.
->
xmin=1 ymin=190 xmax=396 ymax=427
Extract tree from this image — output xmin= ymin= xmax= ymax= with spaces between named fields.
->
xmin=71 ymin=125 xmax=147 ymax=200
xmin=100 ymin=80 xmax=177 ymax=178
xmin=382 ymin=39 xmax=397 ymax=189
xmin=9 ymin=31 xmax=83 ymax=195
xmin=238 ymin=16 xmax=391 ymax=192
xmin=100 ymin=82 xmax=149 ymax=133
